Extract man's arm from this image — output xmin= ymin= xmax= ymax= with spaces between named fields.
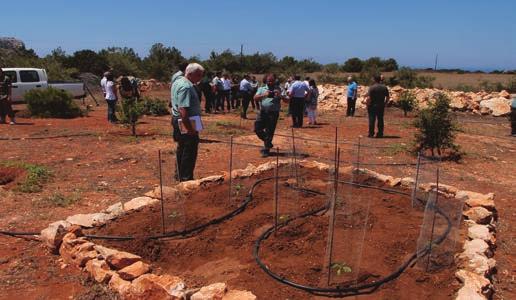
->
xmin=352 ymin=84 xmax=358 ymax=100
xmin=178 ymin=107 xmax=196 ymax=135
xmin=384 ymin=88 xmax=390 ymax=105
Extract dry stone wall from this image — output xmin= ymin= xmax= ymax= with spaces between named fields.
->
xmin=317 ymin=84 xmax=513 ymax=117
xmin=39 ymin=159 xmax=498 ymax=299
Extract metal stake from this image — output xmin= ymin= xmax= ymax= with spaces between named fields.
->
xmin=228 ymin=136 xmax=234 ymax=204
xmin=356 ymin=137 xmax=362 ymax=179
xmin=291 ymin=127 xmax=299 ymax=186
xmin=426 ymin=167 xmax=440 ymax=271
xmin=326 ymin=148 xmax=341 ymax=286
xmin=412 ymin=152 xmax=422 ymax=207
xmin=274 ymin=147 xmax=279 ymax=234
xmin=158 ymin=150 xmax=166 ymax=234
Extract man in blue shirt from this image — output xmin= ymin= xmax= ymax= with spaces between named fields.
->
xmin=346 ymin=76 xmax=358 ymax=117
xmin=254 ymin=74 xmax=283 ymax=157
xmin=287 ymin=75 xmax=310 ymax=128
xmin=239 ymin=74 xmax=253 ymax=119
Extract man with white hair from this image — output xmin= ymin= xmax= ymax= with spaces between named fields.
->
xmin=346 ymin=76 xmax=358 ymax=117
xmin=171 ymin=62 xmax=205 ymax=181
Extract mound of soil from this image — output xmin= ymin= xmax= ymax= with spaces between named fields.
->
xmin=0 ymin=166 xmax=25 ymax=188
xmin=88 ymin=167 xmax=461 ymax=299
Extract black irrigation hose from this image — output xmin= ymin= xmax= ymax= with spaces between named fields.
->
xmin=0 ymin=132 xmax=95 ymax=141
xmin=253 ymin=177 xmax=453 ymax=297
xmin=0 ymin=230 xmax=39 ymax=237
xmin=1 ymin=169 xmax=453 ymax=298
xmin=84 ymin=175 xmax=294 ymax=241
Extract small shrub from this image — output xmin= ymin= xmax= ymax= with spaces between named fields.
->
xmin=117 ymin=98 xmax=145 ymax=136
xmin=398 ymin=91 xmax=417 ymax=116
xmin=25 ymin=87 xmax=83 ymax=118
xmin=142 ymin=97 xmax=170 ymax=116
xmin=414 ymin=93 xmax=460 ymax=158
xmin=40 ymin=191 xmax=80 ymax=207
xmin=1 ymin=161 xmax=52 ymax=193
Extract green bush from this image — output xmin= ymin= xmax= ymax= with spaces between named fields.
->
xmin=414 ymin=93 xmax=460 ymax=158
xmin=25 ymin=87 xmax=82 ymax=118
xmin=141 ymin=97 xmax=170 ymax=116
xmin=398 ymin=91 xmax=417 ymax=116
xmin=117 ymin=98 xmax=145 ymax=136
xmin=393 ymin=67 xmax=435 ymax=88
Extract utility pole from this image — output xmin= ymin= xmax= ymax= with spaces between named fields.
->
xmin=434 ymin=53 xmax=438 ymax=71
xmin=240 ymin=44 xmax=244 ymax=68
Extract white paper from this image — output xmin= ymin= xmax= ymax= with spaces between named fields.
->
xmin=178 ymin=116 xmax=203 ymax=134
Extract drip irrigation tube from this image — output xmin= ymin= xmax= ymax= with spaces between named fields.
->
xmin=1 ymin=170 xmax=453 ymax=298
xmin=252 ymin=177 xmax=453 ymax=297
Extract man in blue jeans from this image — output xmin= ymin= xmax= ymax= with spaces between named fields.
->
xmin=171 ymin=63 xmax=205 ymax=181
xmin=366 ymin=75 xmax=389 ymax=138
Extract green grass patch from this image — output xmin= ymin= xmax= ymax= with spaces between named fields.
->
xmin=204 ymin=120 xmax=247 ymax=136
xmin=381 ymin=143 xmax=409 ymax=156
xmin=0 ymin=161 xmax=52 ymax=193
xmin=39 ymin=191 xmax=81 ymax=207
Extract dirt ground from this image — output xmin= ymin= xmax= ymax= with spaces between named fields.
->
xmin=0 ymin=91 xmax=514 ymax=299
xmin=88 ymin=168 xmax=461 ymax=300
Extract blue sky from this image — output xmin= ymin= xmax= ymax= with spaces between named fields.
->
xmin=2 ymin=0 xmax=515 ymax=70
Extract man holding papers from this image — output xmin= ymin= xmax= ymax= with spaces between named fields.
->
xmin=171 ymin=63 xmax=205 ymax=181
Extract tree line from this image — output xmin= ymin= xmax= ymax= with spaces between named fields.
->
xmin=1 ymin=42 xmax=400 ymax=81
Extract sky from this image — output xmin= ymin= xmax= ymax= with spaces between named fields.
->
xmin=2 ymin=0 xmax=515 ymax=71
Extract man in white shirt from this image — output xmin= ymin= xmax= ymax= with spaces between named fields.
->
xmin=239 ymin=74 xmax=253 ymax=119
xmin=221 ymin=74 xmax=232 ymax=112
xmin=100 ymin=71 xmax=110 ymax=98
xmin=288 ymin=75 xmax=310 ymax=128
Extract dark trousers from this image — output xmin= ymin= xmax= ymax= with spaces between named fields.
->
xmin=291 ymin=97 xmax=305 ymax=128
xmin=255 ymin=109 xmax=279 ymax=153
xmin=204 ymin=94 xmax=214 ymax=113
xmin=106 ymin=100 xmax=117 ymax=122
xmin=347 ymin=97 xmax=356 ymax=116
xmin=215 ymin=92 xmax=223 ymax=111
xmin=240 ymin=91 xmax=252 ymax=118
xmin=172 ymin=117 xmax=200 ymax=181
xmin=221 ymin=90 xmax=231 ymax=110
xmin=368 ymin=105 xmax=385 ymax=137
xmin=511 ymin=108 xmax=516 ymax=135
xmin=0 ymin=99 xmax=15 ymax=122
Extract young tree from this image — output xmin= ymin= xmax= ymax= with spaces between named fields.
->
xmin=414 ymin=93 xmax=460 ymax=157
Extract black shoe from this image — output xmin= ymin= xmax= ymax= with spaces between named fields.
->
xmin=367 ymin=134 xmax=374 ymax=138
xmin=375 ymin=134 xmax=383 ymax=138
xmin=260 ymin=150 xmax=270 ymax=158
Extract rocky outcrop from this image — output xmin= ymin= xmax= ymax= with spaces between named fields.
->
xmin=317 ymin=84 xmax=513 ymax=117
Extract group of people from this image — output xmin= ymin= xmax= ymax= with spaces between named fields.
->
xmin=168 ymin=63 xmax=394 ymax=180
xmin=100 ymin=71 xmax=141 ymax=124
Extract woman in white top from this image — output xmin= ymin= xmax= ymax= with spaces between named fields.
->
xmin=104 ymin=73 xmax=118 ymax=123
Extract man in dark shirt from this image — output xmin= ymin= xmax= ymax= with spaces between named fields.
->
xmin=0 ymin=69 xmax=15 ymax=125
xmin=366 ymin=75 xmax=389 ymax=138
